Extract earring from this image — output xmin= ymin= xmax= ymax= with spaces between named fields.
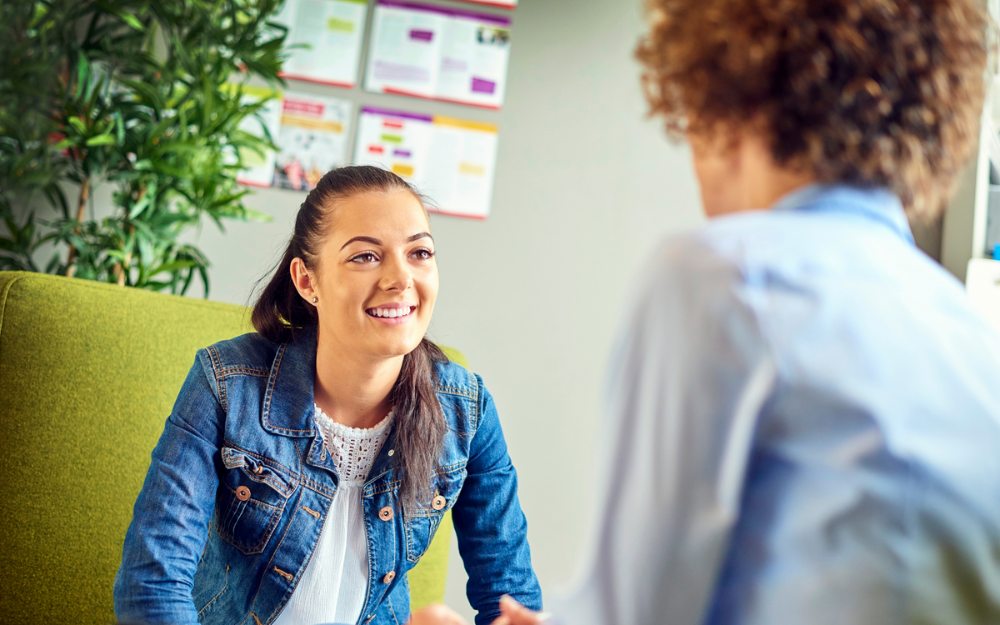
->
xmin=311 ymin=296 xmax=318 ymax=304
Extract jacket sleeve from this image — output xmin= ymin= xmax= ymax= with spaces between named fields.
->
xmin=451 ymin=375 xmax=543 ymax=625
xmin=114 ymin=349 xmax=225 ymax=625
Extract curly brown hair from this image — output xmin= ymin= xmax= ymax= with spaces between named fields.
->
xmin=636 ymin=0 xmax=993 ymax=216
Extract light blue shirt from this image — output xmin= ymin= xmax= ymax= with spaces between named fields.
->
xmin=552 ymin=185 xmax=1000 ymax=625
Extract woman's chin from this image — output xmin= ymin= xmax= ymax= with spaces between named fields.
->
xmin=367 ymin=336 xmax=426 ymax=360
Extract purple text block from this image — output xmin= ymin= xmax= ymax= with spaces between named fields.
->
xmin=409 ymin=29 xmax=434 ymax=42
xmin=471 ymin=77 xmax=496 ymax=94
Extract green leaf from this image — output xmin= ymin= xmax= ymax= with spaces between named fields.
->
xmin=44 ymin=254 xmax=62 ymax=274
xmin=75 ymin=52 xmax=91 ymax=96
xmin=197 ymin=263 xmax=210 ymax=298
xmin=113 ymin=10 xmax=145 ymax=32
xmin=240 ymin=207 xmax=272 ymax=222
xmin=150 ymin=259 xmax=197 ymax=276
xmin=128 ymin=193 xmax=152 ymax=219
xmin=67 ymin=117 xmax=87 ymax=134
xmin=85 ymin=134 xmax=116 ymax=147
xmin=155 ymin=141 xmax=202 ymax=156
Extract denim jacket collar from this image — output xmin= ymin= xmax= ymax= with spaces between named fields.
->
xmin=262 ymin=326 xmax=319 ymax=438
xmin=261 ymin=325 xmax=399 ymax=486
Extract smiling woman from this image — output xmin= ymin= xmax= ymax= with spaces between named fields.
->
xmin=113 ymin=166 xmax=542 ymax=625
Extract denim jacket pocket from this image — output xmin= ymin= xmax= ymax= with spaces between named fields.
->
xmin=216 ymin=447 xmax=296 ymax=555
xmin=405 ymin=466 xmax=466 ymax=563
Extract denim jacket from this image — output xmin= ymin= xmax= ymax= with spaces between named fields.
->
xmin=114 ymin=328 xmax=541 ymax=625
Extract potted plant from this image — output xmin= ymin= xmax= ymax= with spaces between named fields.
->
xmin=0 ymin=0 xmax=288 ymax=295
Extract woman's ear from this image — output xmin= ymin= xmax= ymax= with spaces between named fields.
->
xmin=289 ymin=257 xmax=317 ymax=303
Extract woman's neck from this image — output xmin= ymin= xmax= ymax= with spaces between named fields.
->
xmin=313 ymin=328 xmax=402 ymax=430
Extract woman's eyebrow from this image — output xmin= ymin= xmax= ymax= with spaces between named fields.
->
xmin=339 ymin=232 xmax=433 ymax=250
xmin=340 ymin=236 xmax=381 ymax=250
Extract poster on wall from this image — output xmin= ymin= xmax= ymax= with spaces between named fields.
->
xmin=274 ymin=93 xmax=353 ymax=191
xmin=364 ymin=0 xmax=511 ymax=109
xmin=353 ymin=106 xmax=499 ymax=219
xmin=232 ymin=85 xmax=283 ymax=188
xmin=274 ymin=0 xmax=368 ymax=88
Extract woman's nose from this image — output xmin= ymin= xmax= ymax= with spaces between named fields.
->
xmin=379 ymin=257 xmax=413 ymax=291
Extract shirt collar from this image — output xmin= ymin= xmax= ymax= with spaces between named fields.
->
xmin=770 ymin=183 xmax=915 ymax=245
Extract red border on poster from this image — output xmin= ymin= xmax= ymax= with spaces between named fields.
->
xmin=454 ymin=0 xmax=516 ymax=8
xmin=238 ymin=179 xmax=271 ymax=189
xmin=279 ymin=72 xmax=355 ymax=90
xmin=427 ymin=206 xmax=489 ymax=220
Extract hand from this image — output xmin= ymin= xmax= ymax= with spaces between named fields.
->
xmin=491 ymin=595 xmax=546 ymax=625
xmin=408 ymin=603 xmax=468 ymax=625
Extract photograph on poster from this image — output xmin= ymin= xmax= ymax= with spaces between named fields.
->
xmin=364 ymin=0 xmax=511 ymax=109
xmin=232 ymin=85 xmax=283 ymax=189
xmin=274 ymin=93 xmax=353 ymax=191
xmin=354 ymin=106 xmax=499 ymax=219
xmin=274 ymin=0 xmax=368 ymax=88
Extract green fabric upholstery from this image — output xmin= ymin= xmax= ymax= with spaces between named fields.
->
xmin=0 ymin=271 xmax=459 ymax=623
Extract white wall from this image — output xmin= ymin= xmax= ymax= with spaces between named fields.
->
xmin=190 ymin=0 xmax=704 ymax=619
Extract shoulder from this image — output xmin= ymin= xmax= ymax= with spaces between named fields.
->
xmin=199 ymin=331 xmax=277 ymax=377
xmin=619 ymin=224 xmax=771 ymax=370
xmin=432 ymin=357 xmax=481 ymax=401
xmin=432 ymin=357 xmax=494 ymax=433
xmin=631 ymin=224 xmax=751 ymax=315
xmin=647 ymin=210 xmax=802 ymax=286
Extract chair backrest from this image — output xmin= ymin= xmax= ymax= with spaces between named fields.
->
xmin=0 ymin=271 xmax=455 ymax=623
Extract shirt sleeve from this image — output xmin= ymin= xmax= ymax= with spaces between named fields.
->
xmin=550 ymin=239 xmax=776 ymax=625
xmin=113 ymin=349 xmax=225 ymax=625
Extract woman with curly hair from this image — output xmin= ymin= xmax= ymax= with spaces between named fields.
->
xmin=489 ymin=1 xmax=1000 ymax=625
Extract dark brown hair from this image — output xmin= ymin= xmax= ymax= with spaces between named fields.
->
xmin=251 ymin=165 xmax=447 ymax=509
xmin=635 ymin=0 xmax=993 ymax=217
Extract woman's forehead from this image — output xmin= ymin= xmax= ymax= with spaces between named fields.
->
xmin=327 ymin=190 xmax=431 ymax=243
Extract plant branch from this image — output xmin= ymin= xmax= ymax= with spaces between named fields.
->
xmin=64 ymin=176 xmax=90 ymax=277
xmin=115 ymin=185 xmax=144 ymax=286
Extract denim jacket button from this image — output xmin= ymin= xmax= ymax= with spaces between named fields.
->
xmin=432 ymin=495 xmax=447 ymax=511
xmin=379 ymin=506 xmax=393 ymax=521
xmin=236 ymin=486 xmax=251 ymax=502
xmin=383 ymin=571 xmax=395 ymax=584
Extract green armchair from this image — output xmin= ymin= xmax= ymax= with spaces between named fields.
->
xmin=0 ymin=271 xmax=455 ymax=624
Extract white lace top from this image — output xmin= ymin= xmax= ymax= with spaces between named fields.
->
xmin=273 ymin=405 xmax=394 ymax=625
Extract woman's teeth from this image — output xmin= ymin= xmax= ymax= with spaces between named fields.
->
xmin=369 ymin=306 xmax=413 ymax=318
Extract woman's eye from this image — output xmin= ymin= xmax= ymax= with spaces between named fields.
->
xmin=410 ymin=248 xmax=435 ymax=260
xmin=350 ymin=252 xmax=378 ymax=264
